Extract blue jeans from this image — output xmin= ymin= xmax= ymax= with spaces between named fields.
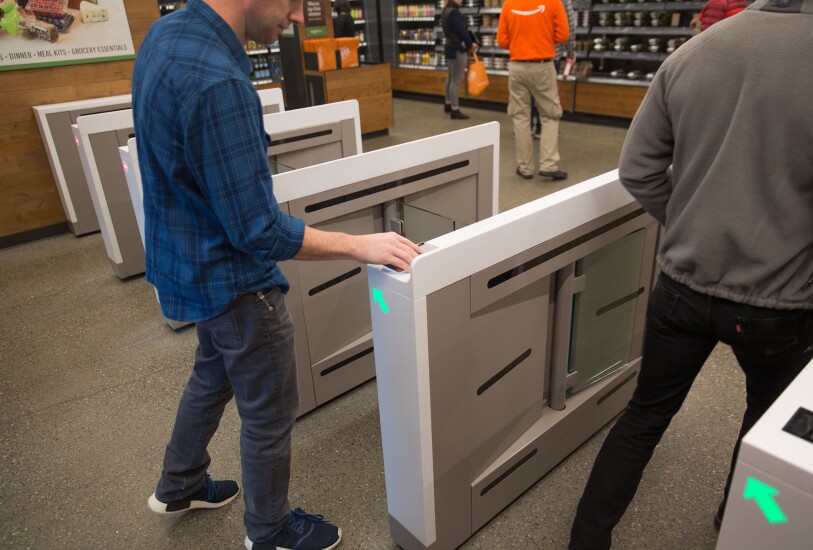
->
xmin=570 ymin=274 xmax=813 ymax=549
xmin=154 ymin=287 xmax=299 ymax=543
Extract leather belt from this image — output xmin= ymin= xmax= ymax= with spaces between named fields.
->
xmin=512 ymin=59 xmax=553 ymax=63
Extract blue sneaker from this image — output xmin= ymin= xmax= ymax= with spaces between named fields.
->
xmin=244 ymin=508 xmax=342 ymax=549
xmin=147 ymin=473 xmax=240 ymax=514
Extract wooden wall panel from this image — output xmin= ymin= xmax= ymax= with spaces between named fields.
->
xmin=574 ymin=82 xmax=647 ymax=119
xmin=468 ymin=73 xmax=508 ymax=104
xmin=392 ymin=67 xmax=457 ymax=97
xmin=324 ymin=64 xmax=394 ymax=134
xmin=0 ymin=0 xmax=159 ymax=240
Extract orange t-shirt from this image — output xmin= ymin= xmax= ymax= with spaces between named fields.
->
xmin=496 ymin=0 xmax=570 ymax=61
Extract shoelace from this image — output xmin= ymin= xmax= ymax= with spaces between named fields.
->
xmin=203 ymin=473 xmax=217 ymax=501
xmin=287 ymin=508 xmax=326 ymax=535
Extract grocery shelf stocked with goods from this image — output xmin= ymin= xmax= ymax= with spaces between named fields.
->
xmin=571 ymin=0 xmax=702 ymax=84
xmin=393 ymin=1 xmax=442 ymax=69
xmin=389 ymin=0 xmax=703 ymax=118
xmin=245 ymin=40 xmax=284 ymax=87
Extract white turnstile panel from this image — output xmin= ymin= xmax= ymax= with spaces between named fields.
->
xmin=73 ymin=109 xmax=140 ymax=278
xmin=119 ymin=99 xmax=363 ymax=327
xmin=256 ymin=88 xmax=285 ymax=115
xmin=33 ymin=95 xmax=132 ymax=236
xmin=368 ymin=170 xmax=660 ymax=549
xmin=74 ymin=90 xmax=285 ymax=279
xmin=716 ymin=358 xmax=813 ymax=550
xmin=120 ymin=100 xmax=377 ymax=416
xmin=271 ymin=122 xmax=499 ymax=417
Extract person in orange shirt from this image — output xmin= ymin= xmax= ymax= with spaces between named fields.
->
xmin=497 ymin=0 xmax=570 ymax=180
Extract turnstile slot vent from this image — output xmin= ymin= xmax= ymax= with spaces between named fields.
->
xmin=308 ymin=267 xmax=362 ymax=296
xmin=596 ymin=370 xmax=638 ymax=406
xmin=479 ymin=448 xmax=537 ymax=496
xmin=783 ymin=407 xmax=813 ymax=444
xmin=270 ymin=129 xmax=333 ymax=147
xmin=476 ymin=348 xmax=532 ymax=396
xmin=486 ymin=208 xmax=645 ymax=289
xmin=596 ymin=287 xmax=645 ymax=316
xmin=303 ymin=160 xmax=470 ymax=213
xmin=319 ymin=346 xmax=374 ymax=377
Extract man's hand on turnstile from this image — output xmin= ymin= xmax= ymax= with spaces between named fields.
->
xmin=295 ymin=227 xmax=422 ymax=272
xmin=352 ymin=232 xmax=422 ymax=273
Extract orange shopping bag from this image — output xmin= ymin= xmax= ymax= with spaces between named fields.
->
xmin=467 ymin=52 xmax=489 ymax=96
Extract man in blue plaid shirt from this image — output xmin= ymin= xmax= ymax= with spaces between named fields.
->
xmin=133 ymin=1 xmax=420 ymax=548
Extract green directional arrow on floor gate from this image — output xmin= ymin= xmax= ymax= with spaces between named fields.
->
xmin=744 ymin=477 xmax=787 ymax=524
xmin=372 ymin=288 xmax=389 ymax=314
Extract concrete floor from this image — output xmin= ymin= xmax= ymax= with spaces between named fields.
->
xmin=0 ymin=98 xmax=746 ymax=549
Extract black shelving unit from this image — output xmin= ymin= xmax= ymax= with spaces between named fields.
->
xmin=331 ymin=0 xmax=384 ymax=63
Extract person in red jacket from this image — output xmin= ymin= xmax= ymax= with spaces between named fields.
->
xmin=497 ymin=0 xmax=570 ymax=180
xmin=698 ymin=0 xmax=748 ymax=30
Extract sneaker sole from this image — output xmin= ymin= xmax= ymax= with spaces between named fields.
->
xmin=244 ymin=528 xmax=342 ymax=550
xmin=147 ymin=488 xmax=240 ymax=514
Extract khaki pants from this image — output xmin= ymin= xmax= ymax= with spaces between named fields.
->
xmin=507 ymin=61 xmax=562 ymax=174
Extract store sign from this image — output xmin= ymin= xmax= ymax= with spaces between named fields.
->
xmin=304 ymin=0 xmax=324 ymax=26
xmin=303 ymin=0 xmax=326 ymax=37
xmin=0 ymin=0 xmax=136 ymax=72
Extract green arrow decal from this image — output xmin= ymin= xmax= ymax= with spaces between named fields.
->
xmin=372 ymin=288 xmax=389 ymax=314
xmin=743 ymin=477 xmax=787 ymax=524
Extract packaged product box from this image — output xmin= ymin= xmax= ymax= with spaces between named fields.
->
xmin=335 ymin=37 xmax=359 ymax=69
xmin=303 ymin=38 xmax=337 ymax=71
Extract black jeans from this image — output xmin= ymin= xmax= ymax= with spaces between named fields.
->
xmin=570 ymin=274 xmax=813 ymax=549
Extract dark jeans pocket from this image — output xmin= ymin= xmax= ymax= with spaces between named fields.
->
xmin=649 ymin=274 xmax=683 ymax=327
xmin=199 ymin=301 xmax=244 ymax=351
xmin=736 ymin=310 xmax=810 ymax=357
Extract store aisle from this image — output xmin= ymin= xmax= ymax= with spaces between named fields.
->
xmin=0 ymin=98 xmax=741 ymax=549
xmin=365 ymin=99 xmax=633 ymax=211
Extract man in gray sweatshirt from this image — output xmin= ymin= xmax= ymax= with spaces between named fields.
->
xmin=569 ymin=0 xmax=813 ymax=547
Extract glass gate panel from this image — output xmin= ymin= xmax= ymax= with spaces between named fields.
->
xmin=400 ymin=201 xmax=455 ymax=244
xmin=568 ymin=229 xmax=647 ymax=394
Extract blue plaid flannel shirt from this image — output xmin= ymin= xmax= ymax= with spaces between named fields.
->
xmin=132 ymin=0 xmax=304 ymax=322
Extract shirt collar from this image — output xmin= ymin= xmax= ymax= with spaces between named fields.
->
xmin=186 ymin=0 xmax=252 ymax=76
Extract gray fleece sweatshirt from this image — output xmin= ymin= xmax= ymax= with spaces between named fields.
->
xmin=619 ymin=0 xmax=813 ymax=310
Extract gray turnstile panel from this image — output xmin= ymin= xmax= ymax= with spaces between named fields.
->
xmin=273 ymin=122 xmax=499 ymax=415
xmin=269 ymin=119 xmax=359 ymax=169
xmin=35 ymin=90 xmax=280 ymax=237
xmin=76 ymin=91 xmax=285 ymax=279
xmin=88 ymin=126 xmax=144 ymax=278
xmin=258 ymin=87 xmax=285 ymax=115
xmin=73 ymin=110 xmax=142 ymax=279
xmin=33 ymin=95 xmax=132 ymax=236
xmin=119 ymin=101 xmax=366 ymax=416
xmin=299 ymin=208 xmax=379 ymax=365
xmin=369 ymin=170 xmax=659 ymax=549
